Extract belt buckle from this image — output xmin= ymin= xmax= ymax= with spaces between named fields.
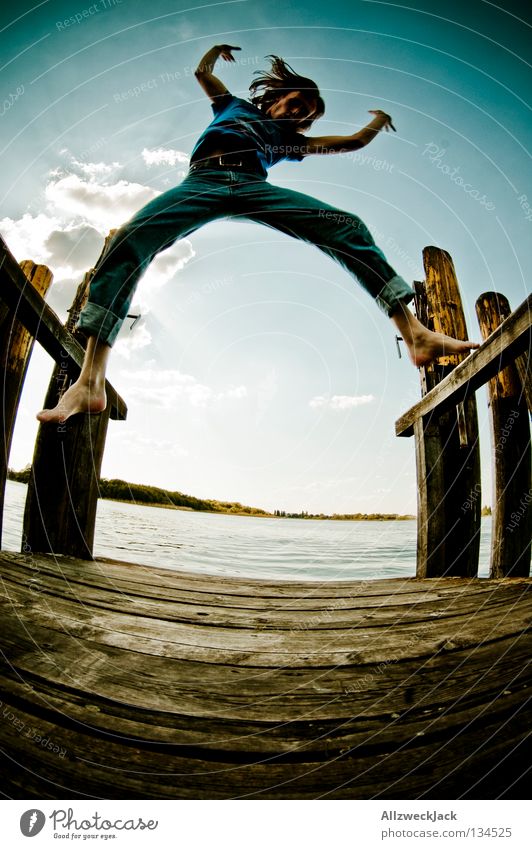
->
xmin=219 ymin=155 xmax=242 ymax=167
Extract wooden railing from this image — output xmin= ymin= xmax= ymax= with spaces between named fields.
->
xmin=1 ymin=236 xmax=530 ymax=577
xmin=0 ymin=234 xmax=127 ymax=560
xmin=396 ymin=247 xmax=531 ymax=579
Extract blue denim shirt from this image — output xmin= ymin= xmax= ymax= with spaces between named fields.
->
xmin=190 ymin=93 xmax=306 ymax=176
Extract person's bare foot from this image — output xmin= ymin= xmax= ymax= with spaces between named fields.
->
xmin=391 ymin=301 xmax=480 ymax=368
xmin=404 ymin=326 xmax=480 ymax=368
xmin=36 ymin=379 xmax=107 ymax=424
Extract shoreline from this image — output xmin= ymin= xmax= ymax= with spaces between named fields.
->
xmin=7 ymin=477 xmax=492 ymax=521
xmin=101 ymin=495 xmax=416 ymax=520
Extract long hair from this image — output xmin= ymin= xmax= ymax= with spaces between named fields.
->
xmin=249 ymin=55 xmax=325 ymax=131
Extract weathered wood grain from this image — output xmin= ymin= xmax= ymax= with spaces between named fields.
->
xmin=396 ymin=292 xmax=532 ymax=437
xmin=515 ymin=350 xmax=532 ymax=413
xmin=20 ymin=233 xmax=127 ymax=559
xmin=23 ymin=404 xmax=111 ymax=559
xmin=0 ymin=235 xmax=126 ymax=420
xmin=0 ymin=551 xmax=529 ymax=798
xmin=1 ymin=557 xmax=523 ymax=631
xmin=476 ymin=293 xmax=532 ymax=578
xmin=0 ymin=262 xmax=52 ymax=546
xmin=412 ymin=249 xmax=481 ymax=577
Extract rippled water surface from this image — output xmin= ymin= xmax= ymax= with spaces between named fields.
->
xmin=3 ymin=480 xmax=491 ymax=580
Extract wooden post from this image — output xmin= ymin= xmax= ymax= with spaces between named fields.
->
xmin=23 ymin=233 xmax=119 ymax=559
xmin=23 ymin=402 xmax=111 ymax=559
xmin=414 ymin=247 xmax=481 ymax=578
xmin=413 ymin=415 xmax=447 ymax=575
xmin=476 ymin=293 xmax=531 ymax=577
xmin=0 ymin=262 xmax=53 ymax=546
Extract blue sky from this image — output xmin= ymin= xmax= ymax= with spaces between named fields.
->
xmin=1 ymin=0 xmax=531 ymax=513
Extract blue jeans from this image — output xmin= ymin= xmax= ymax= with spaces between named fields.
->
xmin=76 ymin=168 xmax=414 ymax=346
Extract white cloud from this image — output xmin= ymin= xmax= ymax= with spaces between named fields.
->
xmin=45 ymin=173 xmax=159 ymax=231
xmin=126 ymin=239 xmax=196 ymax=326
xmin=44 ymin=223 xmax=104 ymax=275
xmin=119 ymin=368 xmax=247 ymax=409
xmin=0 ymin=213 xmax=104 ymax=274
xmin=142 ymin=147 xmax=189 ymax=167
xmin=0 ymin=212 xmax=59 ymax=264
xmin=309 ymin=394 xmax=375 ymax=410
xmin=73 ymin=159 xmax=122 ymax=178
xmin=224 ymin=385 xmax=247 ymax=400
xmin=140 ymin=240 xmax=195 ymax=293
xmin=1 ymin=154 xmax=196 ymax=336
xmin=113 ymin=322 xmax=152 ymax=359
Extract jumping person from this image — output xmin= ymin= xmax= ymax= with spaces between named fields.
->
xmin=37 ymin=45 xmax=478 ymax=423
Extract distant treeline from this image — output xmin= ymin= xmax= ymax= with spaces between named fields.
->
xmin=273 ymin=509 xmax=415 ymax=520
xmin=8 ymin=467 xmax=31 ymax=484
xmin=8 ymin=466 xmax=490 ymax=520
xmin=7 ymin=467 xmax=269 ymax=517
xmin=98 ymin=478 xmax=271 ymax=516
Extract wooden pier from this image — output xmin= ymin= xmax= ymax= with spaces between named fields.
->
xmin=1 ymin=551 xmax=530 ymax=799
xmin=0 ymin=237 xmax=530 ymax=798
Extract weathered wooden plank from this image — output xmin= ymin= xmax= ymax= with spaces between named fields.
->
xmin=1 ymin=561 xmax=524 ymax=632
xmin=0 ymin=235 xmax=126 ymax=420
xmin=3 ymin=602 xmax=527 ymax=693
xmin=1 ymin=551 xmax=527 ymax=616
xmin=4 ymin=619 xmax=529 ymax=715
xmin=0 ymin=682 xmax=528 ymax=798
xmin=396 ymin=292 xmax=532 ymax=437
xmin=476 ymin=292 xmax=531 ymax=577
xmin=0 ymin=664 xmax=529 ymax=798
xmin=1 ymin=617 xmax=528 ymax=738
xmin=1 ymin=549 xmax=436 ymax=598
xmin=0 ymin=648 xmax=528 ymax=755
xmin=6 ymin=598 xmax=523 ymax=670
xmin=0 ymin=262 xmax=53 ymax=547
xmin=515 ymin=351 xmax=532 ymax=412
xmin=3 ymin=550 xmax=529 ymax=617
xmin=2 ymin=550 xmax=503 ymax=598
xmin=0 ymin=550 xmax=529 ymax=796
xmin=2 ymin=573 xmax=530 ymax=669
xmin=84 ymin=556 xmax=523 ymax=600
xmin=0 ymin=550 xmax=511 ymax=605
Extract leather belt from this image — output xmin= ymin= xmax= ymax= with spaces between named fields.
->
xmin=189 ymin=152 xmax=262 ymax=173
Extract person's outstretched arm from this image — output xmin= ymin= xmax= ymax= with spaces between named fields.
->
xmin=194 ymin=44 xmax=241 ymax=101
xmin=300 ymin=110 xmax=396 ymax=155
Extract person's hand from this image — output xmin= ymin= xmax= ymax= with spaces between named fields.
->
xmin=368 ymin=109 xmax=396 ymax=132
xmin=216 ymin=45 xmax=242 ymax=62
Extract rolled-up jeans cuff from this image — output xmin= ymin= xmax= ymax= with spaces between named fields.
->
xmin=76 ymin=302 xmax=123 ymax=347
xmin=376 ymin=275 xmax=415 ymax=316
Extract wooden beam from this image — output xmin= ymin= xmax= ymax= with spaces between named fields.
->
xmin=515 ymin=350 xmax=532 ymax=413
xmin=396 ymin=293 xmax=532 ymax=437
xmin=476 ymin=293 xmax=531 ymax=578
xmin=0 ymin=237 xmax=127 ymax=421
xmin=0 ymin=262 xmax=53 ymax=547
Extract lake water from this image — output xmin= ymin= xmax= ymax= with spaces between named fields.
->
xmin=2 ymin=480 xmax=492 ymax=581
